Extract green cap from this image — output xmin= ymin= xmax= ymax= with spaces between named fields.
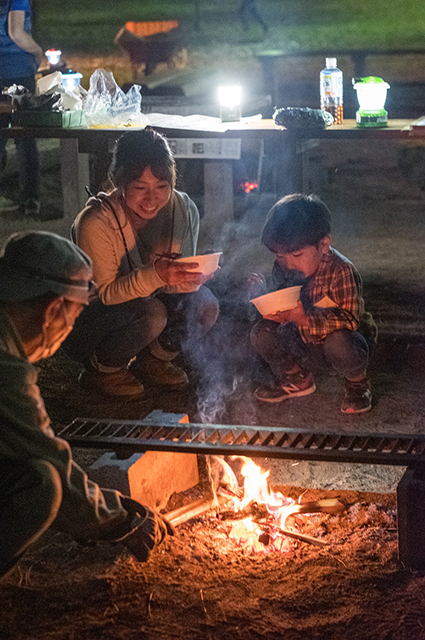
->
xmin=0 ymin=231 xmax=93 ymax=304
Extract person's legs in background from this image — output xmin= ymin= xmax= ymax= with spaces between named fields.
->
xmin=0 ymin=136 xmax=20 ymax=213
xmin=0 ymin=75 xmax=41 ymax=216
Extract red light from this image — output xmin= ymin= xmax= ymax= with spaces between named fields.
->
xmin=243 ymin=181 xmax=258 ymax=194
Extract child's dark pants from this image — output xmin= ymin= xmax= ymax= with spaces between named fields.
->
xmin=251 ymin=320 xmax=370 ymax=381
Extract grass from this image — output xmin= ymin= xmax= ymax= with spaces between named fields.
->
xmin=34 ymin=0 xmax=425 ymax=54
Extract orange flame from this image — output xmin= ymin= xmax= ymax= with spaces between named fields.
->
xmin=213 ymin=456 xmax=296 ymax=552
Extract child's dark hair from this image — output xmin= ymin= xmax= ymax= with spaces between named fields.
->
xmin=109 ymin=127 xmax=176 ymax=191
xmin=262 ymin=194 xmax=331 ymax=253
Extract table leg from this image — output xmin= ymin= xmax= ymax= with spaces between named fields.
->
xmin=397 ymin=466 xmax=425 ymax=569
xmin=60 ymin=139 xmax=90 ymax=218
xmin=270 ymin=134 xmax=304 ymax=196
xmin=259 ymin=57 xmax=278 ymax=107
xmin=201 ymin=160 xmax=234 ymax=242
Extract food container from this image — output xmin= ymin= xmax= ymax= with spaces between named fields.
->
xmin=174 ymin=252 xmax=222 ymax=275
xmin=250 ymin=286 xmax=302 ymax=317
xmin=61 ymin=72 xmax=83 ymax=92
xmin=12 ymin=110 xmax=86 ymax=128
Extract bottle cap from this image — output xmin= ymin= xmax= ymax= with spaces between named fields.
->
xmin=326 ymin=58 xmax=337 ymax=68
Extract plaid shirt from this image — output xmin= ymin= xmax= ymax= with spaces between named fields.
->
xmin=272 ymin=247 xmax=376 ymax=344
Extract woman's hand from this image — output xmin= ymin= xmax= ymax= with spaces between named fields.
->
xmin=154 ymin=257 xmax=209 ymax=286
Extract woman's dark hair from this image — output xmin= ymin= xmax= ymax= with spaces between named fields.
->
xmin=262 ymin=193 xmax=331 ymax=253
xmin=109 ymin=127 xmax=176 ymax=191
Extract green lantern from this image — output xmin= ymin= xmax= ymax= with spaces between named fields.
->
xmin=353 ymin=76 xmax=390 ymax=128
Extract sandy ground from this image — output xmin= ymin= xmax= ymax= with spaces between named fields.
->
xmin=1 ymin=124 xmax=425 ymax=638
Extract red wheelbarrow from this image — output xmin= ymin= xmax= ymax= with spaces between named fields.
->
xmin=114 ymin=21 xmax=185 ymax=78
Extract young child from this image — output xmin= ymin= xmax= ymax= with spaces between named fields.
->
xmin=250 ymin=193 xmax=377 ymax=414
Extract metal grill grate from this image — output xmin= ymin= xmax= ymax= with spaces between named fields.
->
xmin=57 ymin=418 xmax=425 ymax=466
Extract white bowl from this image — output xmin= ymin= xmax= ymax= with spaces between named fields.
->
xmin=251 ymin=286 xmax=302 ymax=316
xmin=174 ymin=252 xmax=222 ymax=275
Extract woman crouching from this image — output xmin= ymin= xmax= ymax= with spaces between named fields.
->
xmin=63 ymin=128 xmax=219 ymax=397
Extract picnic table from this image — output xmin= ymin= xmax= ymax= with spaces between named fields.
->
xmin=0 ymin=118 xmax=418 ymax=225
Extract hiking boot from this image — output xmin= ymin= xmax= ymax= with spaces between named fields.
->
xmin=0 ymin=195 xmax=19 ymax=213
xmin=130 ymin=353 xmax=189 ymax=388
xmin=79 ymin=367 xmax=145 ymax=398
xmin=254 ymin=369 xmax=316 ymax=403
xmin=341 ymin=378 xmax=372 ymax=414
xmin=23 ymin=198 xmax=40 ymax=217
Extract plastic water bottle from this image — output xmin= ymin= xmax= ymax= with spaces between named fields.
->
xmin=320 ymin=57 xmax=343 ymax=124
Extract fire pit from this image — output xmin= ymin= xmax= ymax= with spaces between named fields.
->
xmin=166 ymin=455 xmax=344 ymax=554
xmin=58 ymin=412 xmax=425 ymax=568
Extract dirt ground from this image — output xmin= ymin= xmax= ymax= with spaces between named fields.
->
xmin=1 ymin=108 xmax=425 ymax=637
xmin=3 ymin=485 xmax=424 ymax=640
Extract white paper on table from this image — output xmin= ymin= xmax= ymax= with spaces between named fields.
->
xmin=146 ymin=113 xmax=230 ymax=132
xmin=314 ymin=295 xmax=339 ymax=308
xmin=412 ymin=116 xmax=425 ymax=127
xmin=145 ymin=113 xmax=263 ymax=132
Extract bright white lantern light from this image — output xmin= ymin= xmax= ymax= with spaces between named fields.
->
xmin=355 ymin=83 xmax=389 ymax=111
xmin=62 ymin=72 xmax=83 ymax=91
xmin=45 ymin=49 xmax=62 ymax=65
xmin=218 ymin=84 xmax=242 ymax=108
xmin=218 ymin=84 xmax=242 ymax=122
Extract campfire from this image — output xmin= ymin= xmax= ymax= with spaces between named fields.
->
xmin=166 ymin=455 xmax=344 ymax=553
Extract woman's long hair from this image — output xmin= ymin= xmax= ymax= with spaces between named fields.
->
xmin=108 ymin=127 xmax=176 ymax=192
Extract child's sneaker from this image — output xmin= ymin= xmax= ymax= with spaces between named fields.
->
xmin=341 ymin=378 xmax=372 ymax=414
xmin=254 ymin=369 xmax=316 ymax=403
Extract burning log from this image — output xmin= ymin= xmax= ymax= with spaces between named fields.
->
xmin=254 ymin=519 xmax=328 ymax=548
xmin=165 ymin=456 xmax=346 ymax=553
xmin=290 ymin=498 xmax=345 ymax=516
xmin=166 ymin=496 xmax=227 ymax=526
xmin=166 ymin=495 xmax=344 ymax=550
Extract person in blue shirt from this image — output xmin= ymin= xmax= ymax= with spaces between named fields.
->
xmin=0 ymin=0 xmax=43 ymax=216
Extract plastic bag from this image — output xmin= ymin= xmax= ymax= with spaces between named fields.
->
xmin=3 ymin=84 xmax=63 ymax=111
xmin=83 ymin=69 xmax=147 ymax=127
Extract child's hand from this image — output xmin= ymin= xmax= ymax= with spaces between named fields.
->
xmin=247 ymin=272 xmax=266 ymax=287
xmin=247 ymin=272 xmax=267 ymax=298
xmin=265 ymin=301 xmax=309 ymax=326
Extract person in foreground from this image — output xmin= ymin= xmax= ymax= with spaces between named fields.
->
xmin=0 ymin=231 xmax=173 ymax=581
xmin=250 ymin=194 xmax=377 ymax=414
xmin=64 ymin=128 xmax=219 ymax=398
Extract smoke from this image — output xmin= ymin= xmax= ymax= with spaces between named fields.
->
xmin=183 ymin=194 xmax=280 ymax=427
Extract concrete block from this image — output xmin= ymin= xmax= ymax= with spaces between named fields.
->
xmin=257 ymin=457 xmax=405 ymax=493
xmin=87 ymin=411 xmax=199 ymax=510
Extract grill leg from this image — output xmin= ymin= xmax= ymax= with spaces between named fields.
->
xmin=397 ymin=466 xmax=425 ymax=569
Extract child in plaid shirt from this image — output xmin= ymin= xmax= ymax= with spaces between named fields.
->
xmin=251 ymin=193 xmax=377 ymax=414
